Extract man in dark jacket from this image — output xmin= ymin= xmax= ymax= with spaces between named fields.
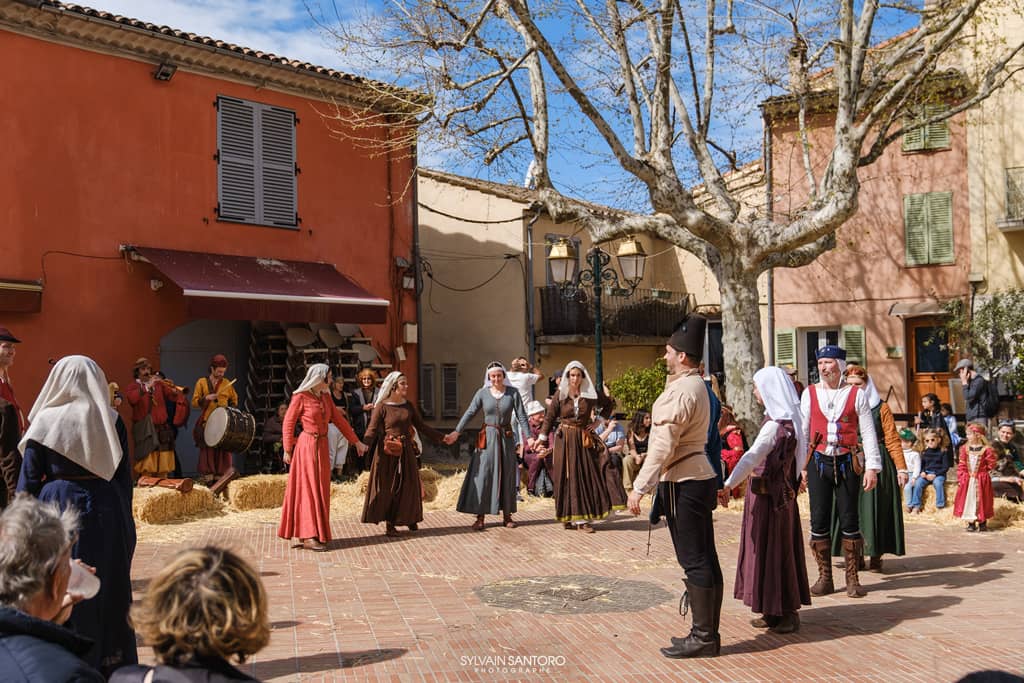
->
xmin=956 ymin=359 xmax=993 ymax=425
xmin=0 ymin=494 xmax=103 ymax=682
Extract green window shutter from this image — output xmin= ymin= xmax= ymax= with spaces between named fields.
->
xmin=902 ymin=116 xmax=924 ymax=151
xmin=904 ymin=193 xmax=929 ymax=266
xmin=841 ymin=325 xmax=867 ymax=368
xmin=923 ymin=104 xmax=950 ymax=150
xmin=927 ymin=191 xmax=955 ymax=264
xmin=775 ymin=328 xmax=797 ymax=367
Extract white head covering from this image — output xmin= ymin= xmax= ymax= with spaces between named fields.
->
xmin=481 ymin=362 xmax=513 ymax=390
xmin=558 ymin=360 xmax=597 ymax=400
xmin=17 ymin=355 xmax=123 ymax=481
xmin=293 ymin=363 xmax=330 ymax=395
xmin=525 ymin=400 xmax=546 ymax=416
xmin=862 ymin=376 xmax=882 ymax=409
xmin=375 ymin=371 xmax=405 ymax=405
xmin=753 ymin=366 xmax=806 ymax=458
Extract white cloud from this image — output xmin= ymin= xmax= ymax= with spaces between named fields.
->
xmin=82 ymin=0 xmax=367 ymax=70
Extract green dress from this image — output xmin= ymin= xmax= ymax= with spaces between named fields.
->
xmin=831 ymin=404 xmax=906 ymax=558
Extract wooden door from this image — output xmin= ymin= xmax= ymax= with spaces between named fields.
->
xmin=905 ymin=316 xmax=953 ymax=411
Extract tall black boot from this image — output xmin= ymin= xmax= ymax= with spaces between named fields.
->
xmin=672 ymin=581 xmax=724 ymax=649
xmin=661 ymin=581 xmax=720 ymax=658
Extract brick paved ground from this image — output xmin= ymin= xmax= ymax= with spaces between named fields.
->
xmin=131 ymin=503 xmax=1024 ymax=682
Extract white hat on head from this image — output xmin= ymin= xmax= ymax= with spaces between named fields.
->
xmin=481 ymin=361 xmax=513 ymax=390
xmin=524 ymin=400 xmax=546 ymax=416
xmin=557 ymin=360 xmax=597 ymax=400
xmin=375 ymin=371 xmax=405 ymax=406
xmin=293 ymin=363 xmax=330 ymax=395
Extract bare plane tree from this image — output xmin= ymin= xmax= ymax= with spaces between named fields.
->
xmin=316 ymin=0 xmax=1024 ymax=427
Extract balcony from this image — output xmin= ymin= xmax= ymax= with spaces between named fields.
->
xmin=536 ymin=285 xmax=691 ymax=340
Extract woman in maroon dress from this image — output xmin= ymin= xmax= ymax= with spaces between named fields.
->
xmin=361 ymin=372 xmax=444 ymax=536
xmin=719 ymin=366 xmax=811 ymax=634
xmin=278 ymin=364 xmax=366 ymax=551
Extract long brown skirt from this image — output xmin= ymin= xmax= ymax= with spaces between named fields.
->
xmin=361 ymin=441 xmax=423 ymax=526
xmin=551 ymin=424 xmax=622 ymax=522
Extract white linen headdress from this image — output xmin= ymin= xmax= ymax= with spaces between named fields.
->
xmin=375 ymin=371 xmax=405 ymax=406
xmin=861 ymin=375 xmax=882 ymax=409
xmin=293 ymin=363 xmax=330 ymax=395
xmin=557 ymin=360 xmax=597 ymax=400
xmin=753 ymin=366 xmax=806 ymax=459
xmin=18 ymin=355 xmax=123 ymax=481
xmin=481 ymin=362 xmax=513 ymax=390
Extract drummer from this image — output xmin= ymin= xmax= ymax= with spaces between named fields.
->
xmin=191 ymin=353 xmax=239 ymax=480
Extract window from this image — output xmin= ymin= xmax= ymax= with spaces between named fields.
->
xmin=902 ymin=103 xmax=950 ymax=152
xmin=1006 ymin=167 xmax=1024 ymax=221
xmin=904 ymin=191 xmax=954 ymax=266
xmin=441 ymin=364 xmax=459 ymax=418
xmin=419 ymin=364 xmax=435 ymax=418
xmin=217 ymin=95 xmax=298 ymax=227
xmin=913 ymin=326 xmax=950 ymax=374
xmin=544 ymin=234 xmax=581 ymax=286
xmin=776 ymin=325 xmax=866 ymax=384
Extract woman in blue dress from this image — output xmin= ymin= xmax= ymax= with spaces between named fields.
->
xmin=446 ymin=362 xmax=530 ymax=530
xmin=17 ymin=355 xmax=137 ymax=676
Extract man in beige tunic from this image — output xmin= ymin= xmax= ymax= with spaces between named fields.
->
xmin=628 ymin=314 xmax=722 ymax=659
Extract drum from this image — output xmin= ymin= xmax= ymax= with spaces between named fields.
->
xmin=204 ymin=406 xmax=256 ymax=453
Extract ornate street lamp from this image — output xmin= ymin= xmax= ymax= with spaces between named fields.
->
xmin=547 ymin=237 xmax=649 ymax=388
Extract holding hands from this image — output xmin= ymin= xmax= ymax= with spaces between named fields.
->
xmin=717 ymin=487 xmax=731 ymax=508
xmin=354 ymin=441 xmax=369 ymax=457
xmin=443 ymin=431 xmax=460 ymax=446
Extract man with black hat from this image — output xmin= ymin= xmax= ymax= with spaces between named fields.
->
xmin=627 ymin=315 xmax=723 ymax=659
xmin=124 ymin=358 xmax=176 ymax=479
xmin=0 ymin=327 xmax=26 ymax=508
xmin=801 ymin=345 xmax=880 ymax=599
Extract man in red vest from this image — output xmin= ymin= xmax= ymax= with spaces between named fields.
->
xmin=800 ymin=345 xmax=880 ymax=598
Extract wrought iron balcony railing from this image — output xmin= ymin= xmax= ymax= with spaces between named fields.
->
xmin=536 ymin=286 xmax=691 ymax=339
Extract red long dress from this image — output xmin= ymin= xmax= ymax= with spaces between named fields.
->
xmin=953 ymin=444 xmax=996 ymax=523
xmin=278 ymin=391 xmax=359 ymax=543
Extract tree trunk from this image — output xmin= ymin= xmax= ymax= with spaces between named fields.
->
xmin=718 ymin=268 xmax=766 ymax=438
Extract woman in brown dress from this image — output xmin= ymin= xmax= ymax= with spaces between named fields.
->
xmin=535 ymin=360 xmax=624 ymax=532
xmin=361 ymin=372 xmax=444 ymax=536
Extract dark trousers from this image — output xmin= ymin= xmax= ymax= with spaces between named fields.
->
xmin=660 ymin=478 xmax=723 ymax=588
xmin=807 ymin=451 xmax=861 ymax=540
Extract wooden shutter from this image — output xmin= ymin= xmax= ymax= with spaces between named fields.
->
xmin=926 ymin=191 xmax=954 ymax=264
xmin=923 ymin=104 xmax=950 ymax=150
xmin=774 ymin=328 xmax=797 ymax=367
xmin=258 ymin=104 xmax=297 ymax=227
xmin=1007 ymin=167 xmax=1024 ymax=220
xmin=217 ymin=97 xmax=257 ymax=222
xmin=904 ymin=193 xmax=929 ymax=266
xmin=419 ymin=364 xmax=436 ymax=418
xmin=841 ymin=325 xmax=867 ymax=368
xmin=902 ymin=116 xmax=924 ymax=152
xmin=441 ymin=364 xmax=459 ymax=417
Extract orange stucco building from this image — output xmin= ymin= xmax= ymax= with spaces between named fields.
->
xmin=0 ymin=2 xmax=419 ymax=470
xmin=769 ymin=103 xmax=971 ymax=415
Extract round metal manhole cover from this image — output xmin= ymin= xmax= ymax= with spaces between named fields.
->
xmin=474 ymin=574 xmax=673 ymax=614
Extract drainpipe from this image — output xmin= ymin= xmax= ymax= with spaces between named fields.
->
xmin=763 ymin=106 xmax=776 ymax=364
xmin=413 ymin=147 xmax=423 ymax=379
xmin=526 ymin=205 xmax=542 ymax=365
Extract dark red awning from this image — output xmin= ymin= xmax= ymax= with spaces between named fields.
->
xmin=132 ymin=247 xmax=389 ymax=324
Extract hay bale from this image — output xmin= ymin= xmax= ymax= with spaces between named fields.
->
xmin=420 ymin=467 xmax=441 ymax=502
xmin=227 ymin=474 xmax=288 ymax=511
xmin=133 ymin=484 xmax=219 ymax=524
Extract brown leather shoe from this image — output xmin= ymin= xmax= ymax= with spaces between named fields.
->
xmin=842 ymin=538 xmax=867 ymax=598
xmin=302 ymin=538 xmax=327 ymax=552
xmin=809 ymin=538 xmax=834 ymax=596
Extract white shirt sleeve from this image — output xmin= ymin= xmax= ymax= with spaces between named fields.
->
xmin=723 ymin=422 xmax=777 ymax=489
xmin=855 ymin=390 xmax=882 ymax=471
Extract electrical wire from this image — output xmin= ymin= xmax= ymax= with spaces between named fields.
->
xmin=40 ymin=250 xmax=125 ymax=284
xmin=418 ymin=202 xmax=526 ymax=224
xmin=421 ymin=258 xmax=513 ymax=292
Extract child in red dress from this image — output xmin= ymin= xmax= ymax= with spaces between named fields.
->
xmin=953 ymin=423 xmax=997 ymax=532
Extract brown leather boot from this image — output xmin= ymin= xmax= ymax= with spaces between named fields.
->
xmin=809 ymin=538 xmax=834 ymax=596
xmin=868 ymin=556 xmax=883 ymax=572
xmin=842 ymin=538 xmax=867 ymax=598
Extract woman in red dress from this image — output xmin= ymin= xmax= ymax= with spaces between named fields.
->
xmin=278 ymin=364 xmax=366 ymax=551
xmin=953 ymin=422 xmax=997 ymax=532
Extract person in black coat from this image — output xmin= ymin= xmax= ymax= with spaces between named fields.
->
xmin=0 ymin=494 xmax=104 ymax=682
xmin=111 ymin=546 xmax=270 ymax=683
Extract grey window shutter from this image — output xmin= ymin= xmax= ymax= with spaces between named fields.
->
xmin=927 ymin=191 xmax=955 ymax=264
xmin=217 ymin=97 xmax=257 ymax=222
xmin=774 ymin=328 xmax=797 ymax=367
xmin=258 ymin=104 xmax=297 ymax=226
xmin=902 ymin=115 xmax=924 ymax=152
xmin=442 ymin=365 xmax=459 ymax=417
xmin=904 ymin=193 xmax=929 ymax=266
xmin=840 ymin=325 xmax=867 ymax=368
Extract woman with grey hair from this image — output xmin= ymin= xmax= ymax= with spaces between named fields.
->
xmin=16 ymin=355 xmax=137 ymax=675
xmin=0 ymin=494 xmax=103 ymax=681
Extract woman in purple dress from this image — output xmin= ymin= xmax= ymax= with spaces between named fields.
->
xmin=719 ymin=366 xmax=810 ymax=634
